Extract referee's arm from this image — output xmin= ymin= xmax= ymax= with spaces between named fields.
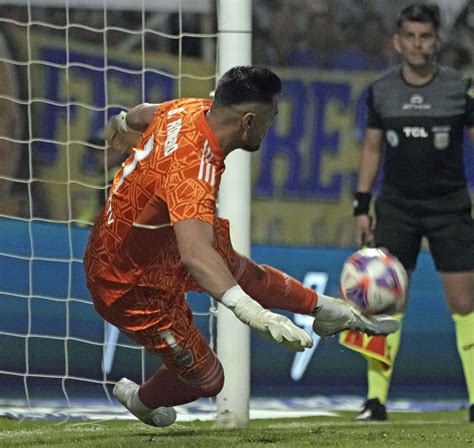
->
xmin=468 ymin=127 xmax=474 ymax=144
xmin=356 ymin=128 xmax=384 ymax=193
xmin=354 ymin=128 xmax=384 ymax=247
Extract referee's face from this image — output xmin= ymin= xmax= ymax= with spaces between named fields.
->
xmin=393 ymin=21 xmax=439 ymax=68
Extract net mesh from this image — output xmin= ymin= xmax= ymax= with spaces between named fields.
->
xmin=0 ymin=0 xmax=218 ymax=413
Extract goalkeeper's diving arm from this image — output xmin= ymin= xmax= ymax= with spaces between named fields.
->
xmin=174 ymin=218 xmax=312 ymax=352
xmin=121 ymin=103 xmax=160 ymax=132
xmin=104 ymin=103 xmax=160 ymax=152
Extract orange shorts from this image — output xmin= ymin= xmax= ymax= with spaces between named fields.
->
xmin=90 ymin=218 xmax=237 ymax=389
xmin=94 ymin=286 xmax=222 ymax=389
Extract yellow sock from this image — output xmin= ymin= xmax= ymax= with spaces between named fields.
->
xmin=452 ymin=312 xmax=474 ymax=405
xmin=367 ymin=313 xmax=403 ymax=404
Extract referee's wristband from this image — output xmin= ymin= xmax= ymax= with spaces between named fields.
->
xmin=353 ymin=192 xmax=372 ymax=216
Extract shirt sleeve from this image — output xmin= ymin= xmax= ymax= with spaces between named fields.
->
xmin=165 ymin=143 xmax=218 ymax=226
xmin=366 ymin=85 xmax=383 ymax=129
xmin=465 ymin=79 xmax=474 ymax=127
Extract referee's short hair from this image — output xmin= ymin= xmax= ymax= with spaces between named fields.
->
xmin=396 ymin=3 xmax=440 ymax=31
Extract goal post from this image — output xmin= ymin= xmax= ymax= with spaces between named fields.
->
xmin=215 ymin=0 xmax=252 ymax=429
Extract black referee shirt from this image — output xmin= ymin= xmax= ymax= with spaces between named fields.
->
xmin=367 ymin=66 xmax=474 ymax=199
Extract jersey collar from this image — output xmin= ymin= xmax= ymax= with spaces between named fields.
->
xmin=195 ymin=108 xmax=225 ymax=161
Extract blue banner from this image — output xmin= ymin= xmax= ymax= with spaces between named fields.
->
xmin=0 ymin=219 xmax=465 ymax=400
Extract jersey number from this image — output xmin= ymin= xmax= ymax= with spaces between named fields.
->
xmin=107 ymin=135 xmax=155 ymax=225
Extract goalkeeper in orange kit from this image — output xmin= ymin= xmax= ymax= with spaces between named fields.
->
xmin=84 ymin=66 xmax=399 ymax=427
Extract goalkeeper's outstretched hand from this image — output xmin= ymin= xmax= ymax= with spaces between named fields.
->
xmin=221 ymin=286 xmax=312 ymax=351
xmin=104 ymin=111 xmax=142 ymax=152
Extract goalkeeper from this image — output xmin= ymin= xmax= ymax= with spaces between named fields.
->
xmin=84 ymin=65 xmax=399 ymax=427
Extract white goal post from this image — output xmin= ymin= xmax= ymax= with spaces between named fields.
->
xmin=215 ymin=0 xmax=252 ymax=429
xmin=0 ymin=0 xmax=251 ymax=426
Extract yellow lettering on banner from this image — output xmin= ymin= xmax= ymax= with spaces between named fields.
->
xmin=10 ymin=29 xmax=213 ymax=224
xmin=251 ymin=70 xmax=380 ymax=247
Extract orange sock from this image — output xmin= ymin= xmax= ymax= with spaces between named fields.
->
xmin=233 ymin=255 xmax=317 ymax=314
xmin=139 ymin=366 xmax=203 ymax=408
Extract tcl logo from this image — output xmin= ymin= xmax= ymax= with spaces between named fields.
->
xmin=403 ymin=126 xmax=428 ymax=138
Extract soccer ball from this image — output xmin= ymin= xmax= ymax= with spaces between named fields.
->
xmin=340 ymin=248 xmax=407 ymax=315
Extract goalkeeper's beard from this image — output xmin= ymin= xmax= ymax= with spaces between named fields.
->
xmin=241 ymin=140 xmax=261 ymax=153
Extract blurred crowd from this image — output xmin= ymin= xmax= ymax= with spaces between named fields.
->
xmin=254 ymin=0 xmax=474 ymax=71
xmin=0 ymin=0 xmax=473 ymax=70
xmin=0 ymin=5 xmax=210 ymax=60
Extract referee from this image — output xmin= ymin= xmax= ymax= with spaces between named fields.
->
xmin=351 ymin=3 xmax=474 ymax=422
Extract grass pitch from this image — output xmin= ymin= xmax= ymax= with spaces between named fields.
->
xmin=0 ymin=411 xmax=472 ymax=447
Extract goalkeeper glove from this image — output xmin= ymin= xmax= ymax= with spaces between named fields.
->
xmin=104 ymin=111 xmax=142 ymax=152
xmin=221 ymin=285 xmax=312 ymax=351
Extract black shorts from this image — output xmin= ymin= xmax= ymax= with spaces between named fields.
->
xmin=374 ymin=187 xmax=474 ymax=272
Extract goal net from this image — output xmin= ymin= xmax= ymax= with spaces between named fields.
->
xmin=0 ymin=0 xmax=250 ymax=423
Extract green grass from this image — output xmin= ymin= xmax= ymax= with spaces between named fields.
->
xmin=0 ymin=412 xmax=472 ymax=448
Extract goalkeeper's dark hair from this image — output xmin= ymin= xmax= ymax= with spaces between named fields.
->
xmin=213 ymin=66 xmax=281 ymax=107
xmin=396 ymin=3 xmax=440 ymax=31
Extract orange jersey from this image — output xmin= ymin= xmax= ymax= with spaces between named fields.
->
xmin=84 ymin=98 xmax=225 ymax=305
